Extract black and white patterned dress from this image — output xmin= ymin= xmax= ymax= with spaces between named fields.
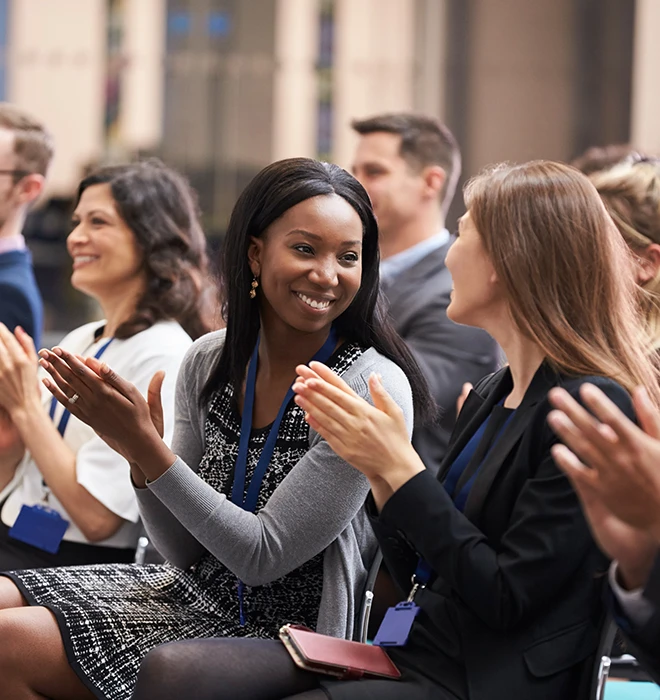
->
xmin=4 ymin=343 xmax=366 ymax=700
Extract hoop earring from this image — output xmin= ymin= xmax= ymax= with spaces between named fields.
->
xmin=249 ymin=277 xmax=259 ymax=299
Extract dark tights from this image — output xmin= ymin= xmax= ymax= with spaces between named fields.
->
xmin=132 ymin=638 xmax=329 ymax=700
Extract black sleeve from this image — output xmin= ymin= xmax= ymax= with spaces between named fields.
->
xmin=366 ymin=494 xmax=419 ymax=598
xmin=371 ymin=380 xmax=635 ymax=633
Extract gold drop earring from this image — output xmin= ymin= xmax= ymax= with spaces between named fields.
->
xmin=249 ymin=276 xmax=259 ymax=299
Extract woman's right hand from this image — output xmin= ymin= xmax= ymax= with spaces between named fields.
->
xmin=84 ymin=357 xmax=166 ymax=441
xmin=39 ymin=347 xmax=175 ymax=481
xmin=85 ymin=357 xmax=166 ymax=489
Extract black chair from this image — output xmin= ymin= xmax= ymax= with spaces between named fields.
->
xmin=133 ymin=532 xmax=165 ymax=565
xmin=356 ymin=549 xmax=383 ymax=643
xmin=586 ymin=615 xmax=618 ymax=700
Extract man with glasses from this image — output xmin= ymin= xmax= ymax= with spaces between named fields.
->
xmin=0 ymin=103 xmax=53 ymax=349
xmin=350 ymin=113 xmax=500 ymax=474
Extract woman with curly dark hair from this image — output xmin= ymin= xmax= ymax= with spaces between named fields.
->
xmin=0 ymin=159 xmax=215 ymax=569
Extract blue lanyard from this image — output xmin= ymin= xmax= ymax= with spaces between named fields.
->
xmin=443 ymin=402 xmax=515 ymax=513
xmin=412 ymin=405 xmax=515 ymax=595
xmin=48 ymin=338 xmax=114 ymax=437
xmin=232 ymin=327 xmax=338 ymax=623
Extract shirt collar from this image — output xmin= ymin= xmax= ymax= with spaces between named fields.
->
xmin=380 ymin=229 xmax=450 ymax=285
xmin=0 ymin=235 xmax=26 ymax=255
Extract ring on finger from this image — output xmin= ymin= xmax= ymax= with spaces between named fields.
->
xmin=68 ymin=393 xmax=80 ymax=405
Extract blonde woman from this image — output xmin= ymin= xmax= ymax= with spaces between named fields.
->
xmin=590 ymin=156 xmax=660 ymax=350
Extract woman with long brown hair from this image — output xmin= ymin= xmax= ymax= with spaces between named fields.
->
xmin=0 ymin=159 xmax=215 ymax=570
xmin=132 ymin=160 xmax=659 ymax=700
xmin=589 ymin=156 xmax=660 ymax=351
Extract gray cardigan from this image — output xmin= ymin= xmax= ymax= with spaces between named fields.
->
xmin=135 ymin=330 xmax=414 ymax=639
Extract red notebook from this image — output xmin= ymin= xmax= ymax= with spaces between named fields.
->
xmin=279 ymin=624 xmax=401 ymax=681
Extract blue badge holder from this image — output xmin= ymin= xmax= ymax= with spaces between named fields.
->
xmin=372 ymin=601 xmax=422 ymax=647
xmin=9 ymin=504 xmax=70 ymax=554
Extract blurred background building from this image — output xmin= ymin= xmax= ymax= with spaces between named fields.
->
xmin=3 ymin=0 xmax=660 ymax=336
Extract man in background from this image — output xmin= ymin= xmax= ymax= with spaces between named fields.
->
xmin=351 ymin=113 xmax=499 ymax=474
xmin=0 ymin=103 xmax=54 ymax=349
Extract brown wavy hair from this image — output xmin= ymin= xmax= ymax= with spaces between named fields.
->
xmin=464 ymin=160 xmax=660 ymax=406
xmin=589 ymin=157 xmax=660 ymax=350
xmin=77 ymin=159 xmax=218 ymax=340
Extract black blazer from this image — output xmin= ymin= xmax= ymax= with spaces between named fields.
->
xmin=369 ymin=363 xmax=635 ymax=700
xmin=382 ymin=241 xmax=500 ymax=475
xmin=616 ymin=553 xmax=660 ymax=685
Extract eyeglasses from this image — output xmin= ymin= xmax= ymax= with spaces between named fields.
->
xmin=623 ymin=153 xmax=660 ymax=168
xmin=0 ymin=169 xmax=31 ymax=180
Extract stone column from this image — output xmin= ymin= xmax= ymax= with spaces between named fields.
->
xmin=631 ymin=0 xmax=660 ymax=152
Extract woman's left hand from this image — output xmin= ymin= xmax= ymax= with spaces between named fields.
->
xmin=293 ymin=361 xmax=425 ymax=487
xmin=0 ymin=324 xmax=41 ymax=417
xmin=38 ymin=346 xmax=171 ymax=470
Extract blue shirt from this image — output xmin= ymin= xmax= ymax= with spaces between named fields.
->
xmin=380 ymin=229 xmax=451 ymax=287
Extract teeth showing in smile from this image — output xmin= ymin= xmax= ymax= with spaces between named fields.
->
xmin=296 ymin=293 xmax=331 ymax=310
xmin=75 ymin=256 xmax=99 ymax=264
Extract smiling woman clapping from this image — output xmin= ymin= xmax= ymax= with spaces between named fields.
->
xmin=0 ymin=158 xmax=431 ymax=700
xmin=124 ymin=161 xmax=660 ymax=700
xmin=0 ymin=159 xmax=214 ymax=569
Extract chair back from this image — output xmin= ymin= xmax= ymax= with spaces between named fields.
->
xmin=356 ymin=549 xmax=383 ymax=643
xmin=586 ymin=615 xmax=617 ymax=700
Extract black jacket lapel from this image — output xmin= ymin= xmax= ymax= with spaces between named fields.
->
xmin=437 ymin=367 xmax=512 ymax=483
xmin=462 ymin=363 xmax=560 ymax=522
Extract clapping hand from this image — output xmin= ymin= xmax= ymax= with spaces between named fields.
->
xmin=547 ymin=383 xmax=660 ymax=588
xmin=292 ymin=362 xmax=424 ymax=492
xmin=0 ymin=324 xmax=41 ymax=418
xmin=38 ymin=346 xmax=170 ymax=474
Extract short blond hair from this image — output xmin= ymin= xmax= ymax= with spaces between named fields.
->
xmin=590 ymin=158 xmax=660 ymax=350
xmin=0 ymin=103 xmax=54 ymax=177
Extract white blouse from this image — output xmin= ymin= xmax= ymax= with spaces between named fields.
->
xmin=0 ymin=319 xmax=192 ymax=549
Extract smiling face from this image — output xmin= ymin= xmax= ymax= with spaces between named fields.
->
xmin=445 ymin=211 xmax=502 ymax=329
xmin=248 ymin=194 xmax=363 ymax=336
xmin=67 ymin=183 xmax=146 ymax=302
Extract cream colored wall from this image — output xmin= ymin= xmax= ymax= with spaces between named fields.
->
xmin=332 ymin=0 xmax=416 ymax=168
xmin=120 ymin=0 xmax=166 ymax=156
xmin=413 ymin=0 xmax=447 ymax=121
xmin=7 ymin=0 xmax=167 ymax=191
xmin=631 ymin=0 xmax=660 ymax=154
xmin=7 ymin=0 xmax=107 ymax=194
xmin=272 ymin=0 xmax=319 ymax=160
xmin=464 ymin=0 xmax=575 ymax=172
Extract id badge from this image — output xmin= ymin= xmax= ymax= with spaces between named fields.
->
xmin=8 ymin=504 xmax=69 ymax=554
xmin=372 ymin=601 xmax=421 ymax=647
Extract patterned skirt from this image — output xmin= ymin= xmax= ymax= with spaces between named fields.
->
xmin=6 ymin=548 xmax=323 ymax=700
xmin=5 ymin=342 xmax=362 ymax=699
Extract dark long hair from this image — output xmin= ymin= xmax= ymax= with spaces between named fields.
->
xmin=202 ymin=157 xmax=434 ymax=422
xmin=77 ymin=159 xmax=217 ymax=340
